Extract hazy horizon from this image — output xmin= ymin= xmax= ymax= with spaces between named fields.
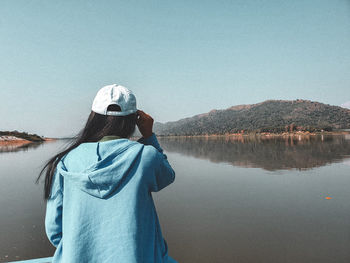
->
xmin=1 ymin=0 xmax=349 ymax=137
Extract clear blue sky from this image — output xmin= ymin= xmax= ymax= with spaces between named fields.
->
xmin=0 ymin=0 xmax=349 ymax=137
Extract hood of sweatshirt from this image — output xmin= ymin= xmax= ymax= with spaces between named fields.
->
xmin=56 ymin=139 xmax=144 ymax=199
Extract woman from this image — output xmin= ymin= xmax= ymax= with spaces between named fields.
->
xmin=37 ymin=84 xmax=177 ymax=263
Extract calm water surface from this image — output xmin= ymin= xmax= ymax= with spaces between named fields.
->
xmin=0 ymin=135 xmax=350 ymax=263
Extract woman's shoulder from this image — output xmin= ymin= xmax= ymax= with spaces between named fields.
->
xmin=138 ymin=143 xmax=161 ymax=165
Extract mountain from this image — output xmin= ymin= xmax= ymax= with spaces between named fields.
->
xmin=154 ymin=99 xmax=350 ymax=136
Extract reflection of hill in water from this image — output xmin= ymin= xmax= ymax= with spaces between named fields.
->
xmin=159 ymin=135 xmax=350 ymax=171
xmin=0 ymin=142 xmax=43 ymax=153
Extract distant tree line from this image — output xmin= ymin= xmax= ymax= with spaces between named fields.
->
xmin=0 ymin=130 xmax=45 ymax=142
xmin=252 ymin=124 xmax=333 ymax=134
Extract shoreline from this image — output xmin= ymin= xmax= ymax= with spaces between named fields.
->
xmin=157 ymin=130 xmax=350 ymax=138
xmin=43 ymin=138 xmax=57 ymax=141
xmin=0 ymin=137 xmax=57 ymax=145
xmin=1 ymin=131 xmax=349 ymax=143
xmin=0 ymin=139 xmax=33 ymax=146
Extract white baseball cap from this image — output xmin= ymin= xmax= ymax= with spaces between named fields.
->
xmin=91 ymin=84 xmax=137 ymax=116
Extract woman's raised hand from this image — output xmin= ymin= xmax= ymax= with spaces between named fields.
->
xmin=136 ymin=110 xmax=154 ymax=139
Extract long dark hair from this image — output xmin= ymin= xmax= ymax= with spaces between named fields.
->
xmin=36 ymin=104 xmax=138 ymax=200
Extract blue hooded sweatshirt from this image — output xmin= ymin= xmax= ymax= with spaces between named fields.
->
xmin=45 ymin=133 xmax=177 ymax=263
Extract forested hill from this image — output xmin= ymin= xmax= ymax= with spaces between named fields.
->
xmin=153 ymin=99 xmax=350 ymax=136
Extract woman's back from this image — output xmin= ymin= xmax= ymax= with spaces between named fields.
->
xmin=45 ymin=134 xmax=177 ymax=263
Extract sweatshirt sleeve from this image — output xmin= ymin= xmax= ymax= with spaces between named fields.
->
xmin=45 ymin=165 xmax=63 ymax=247
xmin=138 ymin=133 xmax=176 ymax=192
xmin=137 ymin=132 xmax=163 ymax=153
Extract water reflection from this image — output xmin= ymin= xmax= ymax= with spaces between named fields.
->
xmin=159 ymin=135 xmax=350 ymax=171
xmin=1 ymin=138 xmax=350 ymax=262
xmin=0 ymin=141 xmax=44 ymax=153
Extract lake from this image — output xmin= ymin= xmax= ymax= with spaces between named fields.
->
xmin=1 ymin=134 xmax=350 ymax=262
